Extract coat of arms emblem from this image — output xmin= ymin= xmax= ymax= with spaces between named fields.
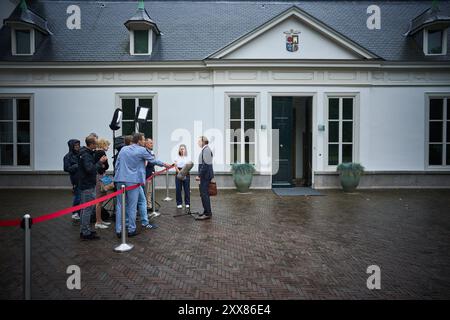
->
xmin=284 ymin=29 xmax=300 ymax=52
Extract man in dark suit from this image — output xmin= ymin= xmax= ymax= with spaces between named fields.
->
xmin=195 ymin=136 xmax=214 ymax=220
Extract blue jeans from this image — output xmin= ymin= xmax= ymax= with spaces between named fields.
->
xmin=80 ymin=188 xmax=95 ymax=236
xmin=73 ymin=185 xmax=81 ymax=214
xmin=115 ymin=182 xmax=139 ymax=234
xmin=137 ymin=186 xmax=149 ymax=226
xmin=175 ymin=175 xmax=190 ymax=206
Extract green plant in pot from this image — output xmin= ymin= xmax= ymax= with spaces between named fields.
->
xmin=231 ymin=163 xmax=255 ymax=193
xmin=336 ymin=163 xmax=364 ymax=192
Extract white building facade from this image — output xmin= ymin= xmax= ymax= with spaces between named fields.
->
xmin=0 ymin=1 xmax=450 ymax=189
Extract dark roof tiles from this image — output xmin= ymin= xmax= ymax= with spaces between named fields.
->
xmin=0 ymin=1 xmax=449 ymax=62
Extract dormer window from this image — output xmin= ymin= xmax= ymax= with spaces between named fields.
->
xmin=124 ymin=0 xmax=160 ymax=56
xmin=405 ymin=4 xmax=450 ymax=57
xmin=424 ymin=28 xmax=447 ymax=55
xmin=12 ymin=28 xmax=34 ymax=55
xmin=4 ymin=0 xmax=51 ymax=57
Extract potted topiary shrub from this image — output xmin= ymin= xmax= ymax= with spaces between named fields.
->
xmin=231 ymin=163 xmax=255 ymax=193
xmin=336 ymin=163 xmax=365 ymax=192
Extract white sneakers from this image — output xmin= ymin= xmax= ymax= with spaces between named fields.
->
xmin=94 ymin=221 xmax=111 ymax=229
xmin=72 ymin=213 xmax=80 ymax=220
xmin=186 ymin=205 xmax=190 ymax=209
xmin=177 ymin=205 xmax=183 ymax=209
xmin=149 ymin=211 xmax=161 ymax=218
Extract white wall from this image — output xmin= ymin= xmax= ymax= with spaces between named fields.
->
xmin=0 ymin=86 xmax=214 ymax=171
xmin=0 ymin=84 xmax=448 ymax=174
xmin=225 ymin=16 xmax=359 ymax=60
xmin=361 ymin=87 xmax=428 ymax=171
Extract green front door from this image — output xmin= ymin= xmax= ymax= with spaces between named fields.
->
xmin=272 ymin=97 xmax=293 ymax=187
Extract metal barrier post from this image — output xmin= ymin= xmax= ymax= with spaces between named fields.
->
xmin=22 ymin=214 xmax=31 ymax=300
xmin=162 ymin=170 xmax=172 ymax=202
xmin=114 ymin=185 xmax=133 ymax=252
xmin=150 ymin=177 xmax=160 ymax=217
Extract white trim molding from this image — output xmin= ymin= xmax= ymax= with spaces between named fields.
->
xmin=130 ymin=29 xmax=153 ymax=56
xmin=11 ymin=27 xmax=35 ymax=56
xmin=0 ymin=93 xmax=34 ymax=171
xmin=423 ymin=28 xmax=448 ymax=56
xmin=425 ymin=93 xmax=450 ymax=170
xmin=2 ymin=68 xmax=450 ymax=87
xmin=323 ymin=92 xmax=360 ymax=171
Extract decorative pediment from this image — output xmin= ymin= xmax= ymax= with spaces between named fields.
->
xmin=208 ymin=6 xmax=378 ymax=60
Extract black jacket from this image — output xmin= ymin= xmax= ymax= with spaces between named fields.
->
xmin=78 ymin=146 xmax=103 ymax=190
xmin=95 ymin=150 xmax=109 ymax=175
xmin=63 ymin=139 xmax=80 ymax=186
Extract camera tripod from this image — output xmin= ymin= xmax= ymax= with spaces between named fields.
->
xmin=173 ymin=206 xmax=200 ymax=218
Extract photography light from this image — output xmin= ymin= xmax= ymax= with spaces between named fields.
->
xmin=135 ymin=106 xmax=150 ymax=123
xmin=109 ymin=108 xmax=123 ymax=131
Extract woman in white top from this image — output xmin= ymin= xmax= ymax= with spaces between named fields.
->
xmin=174 ymin=144 xmax=191 ymax=209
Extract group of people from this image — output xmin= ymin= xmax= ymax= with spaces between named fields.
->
xmin=63 ymin=132 xmax=215 ymax=241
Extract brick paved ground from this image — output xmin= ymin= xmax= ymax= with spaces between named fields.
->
xmin=0 ymin=188 xmax=449 ymax=299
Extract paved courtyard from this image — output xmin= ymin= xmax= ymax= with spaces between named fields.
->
xmin=0 ymin=188 xmax=449 ymax=300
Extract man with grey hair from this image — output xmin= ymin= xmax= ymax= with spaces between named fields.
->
xmin=195 ymin=136 xmax=214 ymax=220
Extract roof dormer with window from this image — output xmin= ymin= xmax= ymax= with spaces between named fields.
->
xmin=124 ymin=0 xmax=160 ymax=56
xmin=405 ymin=3 xmax=450 ymax=56
xmin=3 ymin=0 xmax=51 ymax=56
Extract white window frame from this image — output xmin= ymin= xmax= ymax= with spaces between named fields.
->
xmin=324 ymin=93 xmax=360 ymax=170
xmin=225 ymin=93 xmax=260 ymax=169
xmin=130 ymin=29 xmax=152 ymax=56
xmin=115 ymin=93 xmax=156 ymax=140
xmin=423 ymin=28 xmax=448 ymax=56
xmin=425 ymin=94 xmax=450 ymax=170
xmin=11 ymin=27 xmax=35 ymax=56
xmin=0 ymin=94 xmax=34 ymax=170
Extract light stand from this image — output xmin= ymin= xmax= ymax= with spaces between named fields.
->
xmin=173 ymin=206 xmax=200 ymax=218
xmin=109 ymin=108 xmax=123 ymax=176
xmin=109 ymin=108 xmax=123 ymax=218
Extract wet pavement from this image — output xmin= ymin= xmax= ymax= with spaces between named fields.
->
xmin=0 ymin=188 xmax=449 ymax=299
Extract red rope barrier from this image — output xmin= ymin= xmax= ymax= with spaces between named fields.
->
xmin=0 ymin=165 xmax=174 ymax=227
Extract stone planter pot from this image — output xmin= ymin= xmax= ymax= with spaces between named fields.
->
xmin=232 ymin=173 xmax=254 ymax=193
xmin=339 ymin=173 xmax=361 ymax=192
xmin=337 ymin=162 xmax=364 ymax=193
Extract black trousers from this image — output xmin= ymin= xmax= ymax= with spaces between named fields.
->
xmin=199 ymin=178 xmax=212 ymax=214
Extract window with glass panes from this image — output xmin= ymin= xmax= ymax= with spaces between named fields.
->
xmin=0 ymin=98 xmax=31 ymax=167
xmin=134 ymin=30 xmax=149 ymax=54
xmin=427 ymin=29 xmax=444 ymax=55
xmin=15 ymin=29 xmax=31 ymax=55
xmin=229 ymin=97 xmax=256 ymax=164
xmin=120 ymin=97 xmax=152 ymax=138
xmin=327 ymin=97 xmax=354 ymax=166
xmin=428 ymin=97 xmax=450 ymax=166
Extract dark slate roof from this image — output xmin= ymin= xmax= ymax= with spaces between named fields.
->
xmin=405 ymin=5 xmax=450 ymax=35
xmin=3 ymin=2 xmax=51 ymax=35
xmin=0 ymin=1 xmax=449 ymax=62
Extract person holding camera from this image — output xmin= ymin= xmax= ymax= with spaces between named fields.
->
xmin=78 ymin=134 xmax=107 ymax=240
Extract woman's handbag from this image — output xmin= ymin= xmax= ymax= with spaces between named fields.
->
xmin=100 ymin=175 xmax=115 ymax=192
xmin=208 ymin=180 xmax=217 ymax=196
